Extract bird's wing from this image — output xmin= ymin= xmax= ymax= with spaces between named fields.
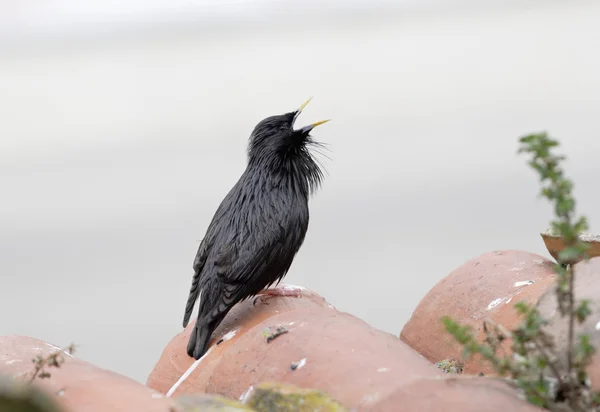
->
xmin=196 ymin=217 xmax=291 ymax=326
xmin=193 ymin=233 xmax=212 ymax=274
xmin=183 ymin=177 xmax=247 ymax=328
xmin=196 ymin=244 xmax=282 ymax=328
xmin=182 ymin=203 xmax=226 ymax=328
xmin=225 ymin=213 xmax=290 ymax=280
xmin=182 ymin=233 xmax=214 ymax=327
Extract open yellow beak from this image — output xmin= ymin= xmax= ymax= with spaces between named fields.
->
xmin=295 ymin=97 xmax=331 ymax=132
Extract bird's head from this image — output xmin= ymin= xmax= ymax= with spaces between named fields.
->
xmin=246 ymin=98 xmax=329 ymax=194
xmin=247 ymin=97 xmax=329 ymax=162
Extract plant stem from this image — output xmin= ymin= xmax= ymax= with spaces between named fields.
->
xmin=533 ymin=337 xmax=564 ymax=388
xmin=28 ymin=368 xmax=39 ymax=383
xmin=567 ymin=265 xmax=575 ymax=373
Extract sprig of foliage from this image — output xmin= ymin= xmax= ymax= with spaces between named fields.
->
xmin=442 ymin=132 xmax=597 ymax=411
xmin=29 ymin=344 xmax=76 ymax=383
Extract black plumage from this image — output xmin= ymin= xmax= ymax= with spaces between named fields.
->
xmin=182 ymin=98 xmax=329 ymax=360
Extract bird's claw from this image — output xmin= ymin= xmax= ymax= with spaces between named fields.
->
xmin=252 ymin=286 xmax=306 ymax=305
xmin=255 ymin=286 xmax=304 ymax=300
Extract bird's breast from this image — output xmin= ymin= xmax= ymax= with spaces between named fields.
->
xmin=232 ymin=178 xmax=308 ymax=240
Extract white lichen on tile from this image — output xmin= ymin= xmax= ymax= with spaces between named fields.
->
xmin=239 ymin=385 xmax=255 ymax=402
xmin=435 ymin=359 xmax=464 ymax=374
xmin=221 ymin=329 xmax=237 ymax=342
xmin=166 ymin=328 xmax=238 ymax=398
xmin=45 ymin=343 xmax=74 ymax=357
xmin=487 ymin=298 xmax=504 ymax=310
xmin=166 ymin=347 xmax=212 ymax=398
xmin=514 ymin=280 xmax=535 ymax=287
xmin=5 ymin=359 xmax=21 ymax=365
xmin=360 ymin=392 xmax=381 ymax=405
xmin=291 ymin=358 xmax=307 ymax=370
xmin=580 ymin=233 xmax=600 ymax=242
xmin=542 ymin=228 xmax=600 ymax=242
xmin=281 ymin=284 xmax=307 ymax=292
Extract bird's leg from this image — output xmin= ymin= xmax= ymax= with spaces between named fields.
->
xmin=252 ymin=285 xmax=304 ymax=305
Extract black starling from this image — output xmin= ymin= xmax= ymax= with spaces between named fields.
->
xmin=182 ymin=98 xmax=329 ymax=360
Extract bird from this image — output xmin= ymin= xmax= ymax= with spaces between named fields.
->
xmin=182 ymin=98 xmax=330 ymax=360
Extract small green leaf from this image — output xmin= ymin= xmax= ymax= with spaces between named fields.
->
xmin=444 ymin=132 xmax=596 ymax=410
xmin=558 ymin=246 xmax=583 ymax=262
xmin=514 ymin=301 xmax=530 ymax=314
xmin=576 ymin=300 xmax=592 ymax=323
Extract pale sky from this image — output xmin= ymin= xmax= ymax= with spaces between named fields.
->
xmin=2 ymin=0 xmax=600 ymax=382
xmin=0 ymin=0 xmax=564 ymax=38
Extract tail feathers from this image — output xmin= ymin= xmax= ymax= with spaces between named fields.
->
xmin=185 ymin=279 xmax=239 ymax=359
xmin=187 ymin=310 xmax=230 ymax=359
xmin=182 ymin=271 xmax=201 ymax=328
xmin=187 ymin=321 xmax=214 ymax=360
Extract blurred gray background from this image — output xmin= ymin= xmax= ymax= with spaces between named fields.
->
xmin=2 ymin=0 xmax=600 ymax=383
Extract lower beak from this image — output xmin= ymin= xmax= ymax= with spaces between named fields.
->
xmin=299 ymin=119 xmax=331 ymax=134
xmin=293 ymin=97 xmax=331 ymax=132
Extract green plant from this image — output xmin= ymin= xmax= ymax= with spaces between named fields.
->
xmin=442 ymin=132 xmax=597 ymax=411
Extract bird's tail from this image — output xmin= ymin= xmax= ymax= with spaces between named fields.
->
xmin=186 ymin=279 xmax=239 ymax=359
xmin=187 ymin=305 xmax=228 ymax=359
xmin=186 ymin=320 xmax=214 ymax=360
xmin=182 ymin=270 xmax=201 ymax=328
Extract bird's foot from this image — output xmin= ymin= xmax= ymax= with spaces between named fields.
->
xmin=252 ymin=285 xmax=304 ymax=305
xmin=260 ymin=285 xmax=304 ymax=298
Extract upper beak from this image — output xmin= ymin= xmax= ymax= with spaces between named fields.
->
xmin=293 ymin=97 xmax=312 ymax=123
xmin=293 ymin=97 xmax=331 ymax=133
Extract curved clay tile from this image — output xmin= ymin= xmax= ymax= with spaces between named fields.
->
xmin=148 ymin=285 xmax=439 ymax=410
xmin=370 ymin=375 xmax=543 ymax=412
xmin=537 ymin=256 xmax=600 ymax=390
xmin=0 ymin=336 xmax=174 ymax=412
xmin=400 ymin=250 xmax=557 ymax=375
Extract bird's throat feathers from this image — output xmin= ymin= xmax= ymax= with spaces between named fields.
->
xmin=247 ymin=142 xmax=324 ymax=197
